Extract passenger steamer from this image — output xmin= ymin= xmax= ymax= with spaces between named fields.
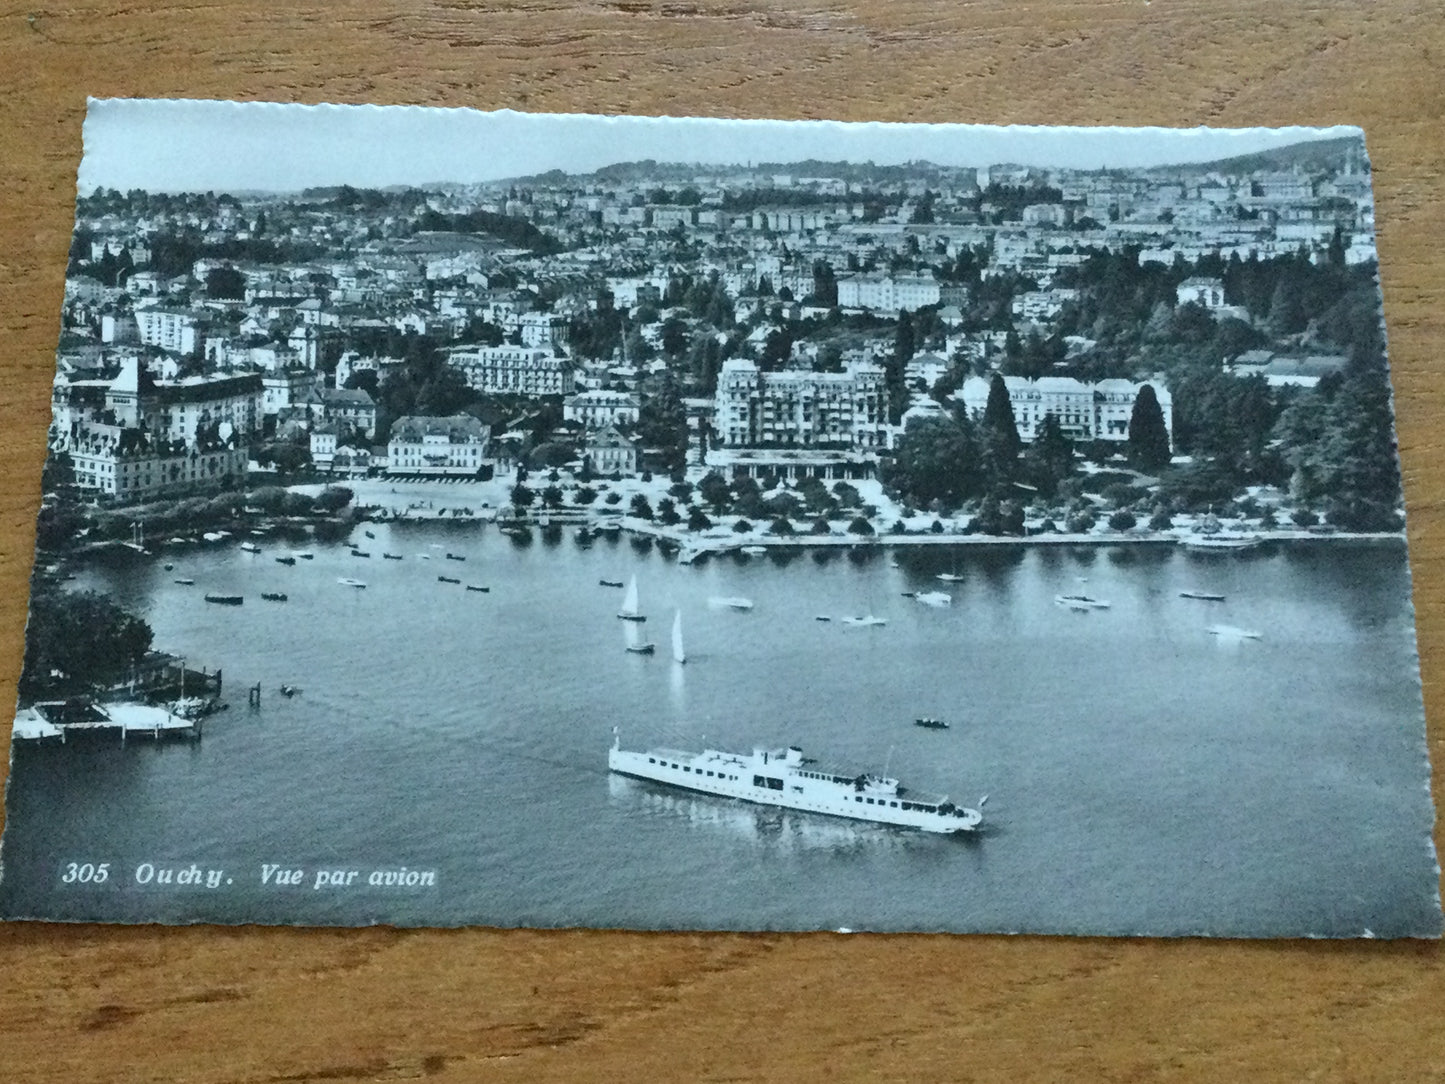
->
xmin=608 ymin=731 xmax=984 ymax=834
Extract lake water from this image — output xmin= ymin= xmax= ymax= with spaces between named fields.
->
xmin=1 ymin=525 xmax=1439 ymax=937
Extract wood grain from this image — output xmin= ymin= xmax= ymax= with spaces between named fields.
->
xmin=3 ymin=3 xmax=1445 ymax=1080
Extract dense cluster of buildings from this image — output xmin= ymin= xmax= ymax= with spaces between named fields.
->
xmin=54 ymin=142 xmax=1372 ymax=499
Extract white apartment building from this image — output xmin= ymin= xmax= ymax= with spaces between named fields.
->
xmin=563 ymin=389 xmax=641 ymax=429
xmin=386 ymin=414 xmax=491 ymax=477
xmin=92 ymin=357 xmax=263 ymax=446
xmin=446 ymin=345 xmax=575 ymax=397
xmin=68 ymin=437 xmax=249 ymax=501
xmin=1176 ymin=277 xmax=1228 ymax=309
xmin=714 ymin=359 xmax=889 ymax=450
xmin=518 ymin=312 xmax=568 ymax=348
xmin=134 ymin=306 xmax=203 ymax=354
xmin=835 ymin=274 xmax=964 ymax=313
xmin=958 ymin=375 xmax=1172 ymax=445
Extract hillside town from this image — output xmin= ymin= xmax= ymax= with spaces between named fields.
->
xmin=46 ymin=135 xmax=1399 ymax=552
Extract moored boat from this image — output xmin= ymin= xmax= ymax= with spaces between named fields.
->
xmin=204 ymin=594 xmax=244 ymax=605
xmin=274 ymin=555 xmax=296 ymax=565
xmin=914 ymin=591 xmax=952 ymax=607
xmin=173 ymin=578 xmax=195 ymax=586
xmin=1208 ymin=623 xmax=1263 ymax=640
xmin=599 ymin=578 xmax=625 ymax=588
xmin=708 ymin=596 xmax=754 ymax=611
xmin=260 ymin=592 xmax=288 ymax=602
xmin=383 ymin=553 xmax=403 ymax=560
xmin=337 ymin=578 xmax=367 ymax=588
xmin=1183 ymin=534 xmax=1262 ymax=552
xmin=465 ymin=584 xmax=490 ymax=593
xmin=1055 ymin=594 xmax=1110 ymax=610
xmin=625 ymin=642 xmax=656 ymax=655
xmin=438 ymin=575 xmax=461 ymax=584
xmin=609 ymin=733 xmax=983 ymax=834
xmin=915 ymin=717 xmax=950 ymax=730
xmin=1179 ymin=590 xmax=1226 ymax=601
xmin=239 ymin=542 xmax=260 ymax=553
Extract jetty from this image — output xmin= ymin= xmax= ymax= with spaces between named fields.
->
xmin=13 ymin=699 xmax=203 ymax=743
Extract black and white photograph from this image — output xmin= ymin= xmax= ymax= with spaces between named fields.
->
xmin=0 ymin=99 xmax=1436 ymax=937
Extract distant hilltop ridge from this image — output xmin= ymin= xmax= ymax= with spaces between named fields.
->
xmin=97 ymin=134 xmax=1365 ymax=201
xmin=468 ymin=135 xmax=1366 ymax=190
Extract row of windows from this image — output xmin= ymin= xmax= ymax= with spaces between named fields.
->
xmin=854 ymin=796 xmax=936 ymax=812
xmin=646 ymin=757 xmax=740 ymax=782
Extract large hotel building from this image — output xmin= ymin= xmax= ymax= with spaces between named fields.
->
xmin=714 ymin=359 xmax=890 ymax=450
xmin=445 ymin=345 xmax=575 ymax=397
xmin=958 ymin=375 xmax=1173 ymax=446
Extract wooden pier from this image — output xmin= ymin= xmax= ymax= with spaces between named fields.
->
xmin=12 ymin=700 xmax=203 ymax=743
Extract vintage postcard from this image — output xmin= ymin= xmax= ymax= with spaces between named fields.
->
xmin=0 ymin=100 xmax=1437 ymax=936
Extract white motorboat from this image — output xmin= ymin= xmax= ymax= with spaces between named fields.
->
xmin=1208 ymin=624 xmax=1263 ymax=640
xmin=708 ymin=596 xmax=754 ymax=611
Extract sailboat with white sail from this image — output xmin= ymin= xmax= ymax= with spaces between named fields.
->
xmin=624 ymin=624 xmax=656 ymax=654
xmin=617 ymin=575 xmax=646 ymax=622
xmin=672 ymin=610 xmax=687 ymax=664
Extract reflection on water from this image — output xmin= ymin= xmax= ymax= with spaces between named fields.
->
xmin=608 ymin=774 xmax=919 ymax=854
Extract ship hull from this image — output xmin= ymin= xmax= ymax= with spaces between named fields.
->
xmin=609 ymin=748 xmax=980 ymax=834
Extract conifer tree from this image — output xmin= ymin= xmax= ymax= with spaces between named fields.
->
xmin=1127 ymin=384 xmax=1172 ymax=472
xmin=981 ymin=373 xmax=1022 ymax=462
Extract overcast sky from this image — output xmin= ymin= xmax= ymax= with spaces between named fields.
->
xmin=79 ymin=98 xmax=1360 ymax=195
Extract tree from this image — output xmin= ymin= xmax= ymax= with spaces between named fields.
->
xmin=542 ymin=485 xmax=564 ymax=510
xmin=698 ymin=469 xmax=732 ymax=513
xmin=205 ymin=265 xmax=246 ymax=300
xmin=733 ymin=518 xmax=754 ymax=533
xmin=21 ymin=589 xmax=154 ymax=697
xmin=980 ymin=372 xmax=1022 ymax=474
xmin=847 ymin=515 xmax=875 ymax=535
xmin=259 ymin=442 xmax=311 ymax=475
xmin=1108 ymin=509 xmax=1138 ymax=531
xmin=1022 ymin=413 xmax=1074 ymax=497
xmin=629 ymin=494 xmax=654 ymax=520
xmin=314 ymin=486 xmax=354 ymax=513
xmin=41 ymin=451 xmax=76 ymax=495
xmin=510 ymin=483 xmax=535 ymax=510
xmin=657 ymin=498 xmax=681 ymax=526
xmin=769 ymin=516 xmax=795 ymax=535
xmin=343 ymin=370 xmax=379 ymax=396
xmin=886 ymin=310 xmax=915 ymax=424
xmin=881 ymin=414 xmax=984 ymax=511
xmin=1127 ymin=384 xmax=1172 ymax=472
xmin=687 ymin=508 xmax=712 ymax=531
xmin=637 ymin=378 xmax=689 ymax=474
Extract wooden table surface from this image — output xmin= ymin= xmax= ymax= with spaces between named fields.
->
xmin=3 ymin=3 xmax=1444 ymax=1080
